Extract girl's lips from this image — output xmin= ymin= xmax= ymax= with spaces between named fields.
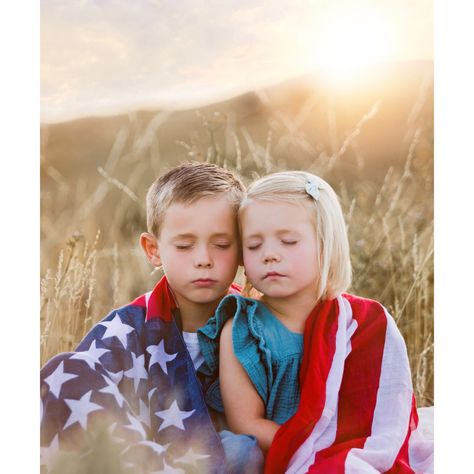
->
xmin=264 ymin=272 xmax=284 ymax=279
xmin=192 ymin=279 xmax=217 ymax=287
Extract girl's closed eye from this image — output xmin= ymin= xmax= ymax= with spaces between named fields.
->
xmin=282 ymin=240 xmax=298 ymax=245
xmin=246 ymin=242 xmax=262 ymax=251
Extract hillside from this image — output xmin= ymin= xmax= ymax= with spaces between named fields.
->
xmin=41 ymin=60 xmax=433 ymax=185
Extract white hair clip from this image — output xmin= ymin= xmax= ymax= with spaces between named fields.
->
xmin=305 ymin=179 xmax=324 ymax=201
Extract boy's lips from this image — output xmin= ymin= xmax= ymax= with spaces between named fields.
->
xmin=192 ymin=278 xmax=217 ymax=287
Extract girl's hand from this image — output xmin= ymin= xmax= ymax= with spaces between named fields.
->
xmin=219 ymin=318 xmax=280 ymax=452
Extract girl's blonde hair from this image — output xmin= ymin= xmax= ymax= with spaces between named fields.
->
xmin=240 ymin=171 xmax=352 ymax=302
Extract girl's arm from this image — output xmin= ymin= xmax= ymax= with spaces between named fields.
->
xmin=219 ymin=318 xmax=280 ymax=452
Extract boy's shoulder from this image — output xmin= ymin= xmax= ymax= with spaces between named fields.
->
xmin=111 ymin=276 xmax=178 ymax=326
xmin=99 ymin=280 xmax=178 ymax=328
xmin=75 ymin=297 xmax=149 ymax=352
xmin=76 ymin=279 xmax=177 ymax=353
xmin=103 ymin=296 xmax=148 ymax=326
xmin=106 ymin=290 xmax=152 ymax=322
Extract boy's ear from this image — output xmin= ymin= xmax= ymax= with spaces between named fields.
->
xmin=140 ymin=232 xmax=162 ymax=267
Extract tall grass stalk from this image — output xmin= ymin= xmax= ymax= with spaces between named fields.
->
xmin=40 ymin=101 xmax=433 ymax=405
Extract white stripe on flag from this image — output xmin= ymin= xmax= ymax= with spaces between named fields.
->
xmin=345 ymin=308 xmax=413 ymax=473
xmin=145 ymin=291 xmax=152 ymax=308
xmin=408 ymin=407 xmax=434 ymax=474
xmin=286 ymin=296 xmax=357 ymax=474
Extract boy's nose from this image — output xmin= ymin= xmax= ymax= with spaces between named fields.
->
xmin=196 ymin=259 xmax=213 ymax=268
xmin=194 ymin=247 xmax=213 ymax=268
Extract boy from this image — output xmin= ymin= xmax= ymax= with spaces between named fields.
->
xmin=40 ymin=162 xmax=263 ymax=473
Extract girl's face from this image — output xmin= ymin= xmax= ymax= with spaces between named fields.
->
xmin=240 ymin=199 xmax=320 ymax=300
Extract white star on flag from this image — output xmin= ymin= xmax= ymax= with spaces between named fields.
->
xmin=151 ymin=459 xmax=185 ymax=474
xmin=124 ymin=411 xmax=147 ymax=439
xmin=148 ymin=387 xmax=157 ymax=401
xmin=63 ymin=390 xmax=103 ymax=430
xmin=106 ymin=369 xmax=124 ymax=384
xmin=137 ymin=440 xmax=169 ymax=456
xmin=147 ymin=340 xmax=177 ymax=375
xmin=155 ymin=400 xmax=195 ymax=431
xmin=136 ymin=398 xmax=151 ymax=428
xmin=124 ymin=352 xmax=148 ymax=392
xmin=70 ymin=340 xmax=110 ymax=369
xmin=121 ymin=460 xmax=136 ymax=471
xmin=175 ymin=447 xmax=211 ymax=466
xmin=106 ymin=422 xmax=124 ymax=445
xmin=44 ymin=361 xmax=78 ymax=398
xmin=40 ymin=434 xmax=60 ymax=470
xmin=99 ymin=313 xmax=135 ymax=348
xmin=99 ymin=379 xmax=126 ymax=407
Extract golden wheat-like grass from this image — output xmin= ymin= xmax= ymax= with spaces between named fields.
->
xmin=40 ymin=99 xmax=433 ymax=406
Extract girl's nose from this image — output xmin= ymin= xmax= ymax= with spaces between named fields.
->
xmin=263 ymin=252 xmax=281 ymax=264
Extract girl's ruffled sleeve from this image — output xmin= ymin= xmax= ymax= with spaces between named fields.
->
xmin=197 ymin=295 xmax=273 ymax=412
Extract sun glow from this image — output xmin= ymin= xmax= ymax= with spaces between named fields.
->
xmin=310 ymin=4 xmax=395 ymax=85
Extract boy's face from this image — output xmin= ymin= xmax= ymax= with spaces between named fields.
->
xmin=156 ymin=195 xmax=240 ymax=307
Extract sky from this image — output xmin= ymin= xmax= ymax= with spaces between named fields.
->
xmin=41 ymin=0 xmax=433 ymax=123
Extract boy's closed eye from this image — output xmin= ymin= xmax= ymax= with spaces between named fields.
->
xmin=213 ymin=241 xmax=232 ymax=249
xmin=174 ymin=239 xmax=233 ymax=250
xmin=171 ymin=234 xmax=195 ymax=250
xmin=173 ymin=239 xmax=194 ymax=250
xmin=175 ymin=244 xmax=193 ymax=250
xmin=211 ymin=233 xmax=235 ymax=250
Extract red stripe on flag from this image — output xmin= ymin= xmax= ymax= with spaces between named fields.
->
xmin=132 ymin=277 xmax=242 ymax=322
xmin=130 ymin=294 xmax=146 ymax=307
xmin=144 ymin=276 xmax=176 ymax=322
xmin=384 ymin=395 xmax=418 ymax=474
xmin=264 ymin=297 xmax=340 ymax=474
xmin=229 ymin=282 xmax=241 ymax=295
xmin=307 ymin=295 xmax=388 ymax=473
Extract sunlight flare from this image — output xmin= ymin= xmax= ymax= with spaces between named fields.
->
xmin=311 ymin=4 xmax=396 ymax=84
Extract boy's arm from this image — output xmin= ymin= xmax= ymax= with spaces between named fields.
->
xmin=219 ymin=318 xmax=280 ymax=453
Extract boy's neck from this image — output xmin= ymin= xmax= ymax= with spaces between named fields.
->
xmin=262 ymin=291 xmax=319 ymax=334
xmin=174 ymin=295 xmax=219 ymax=332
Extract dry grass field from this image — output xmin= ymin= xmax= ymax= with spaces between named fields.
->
xmin=40 ymin=63 xmax=433 ymax=406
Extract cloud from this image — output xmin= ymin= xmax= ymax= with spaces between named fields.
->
xmin=40 ymin=0 xmax=432 ymax=123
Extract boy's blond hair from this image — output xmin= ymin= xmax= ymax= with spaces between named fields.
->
xmin=146 ymin=162 xmax=245 ymax=237
xmin=240 ymin=170 xmax=352 ymax=302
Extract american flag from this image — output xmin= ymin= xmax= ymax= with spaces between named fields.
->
xmin=265 ymin=294 xmax=434 ymax=474
xmin=40 ymin=276 xmax=227 ymax=474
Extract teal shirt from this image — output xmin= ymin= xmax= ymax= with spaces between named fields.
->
xmin=198 ymin=294 xmax=303 ymax=425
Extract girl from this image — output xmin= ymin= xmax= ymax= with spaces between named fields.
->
xmin=198 ymin=171 xmax=433 ymax=473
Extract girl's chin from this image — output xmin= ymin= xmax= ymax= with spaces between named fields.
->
xmin=261 ymin=290 xmax=294 ymax=299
